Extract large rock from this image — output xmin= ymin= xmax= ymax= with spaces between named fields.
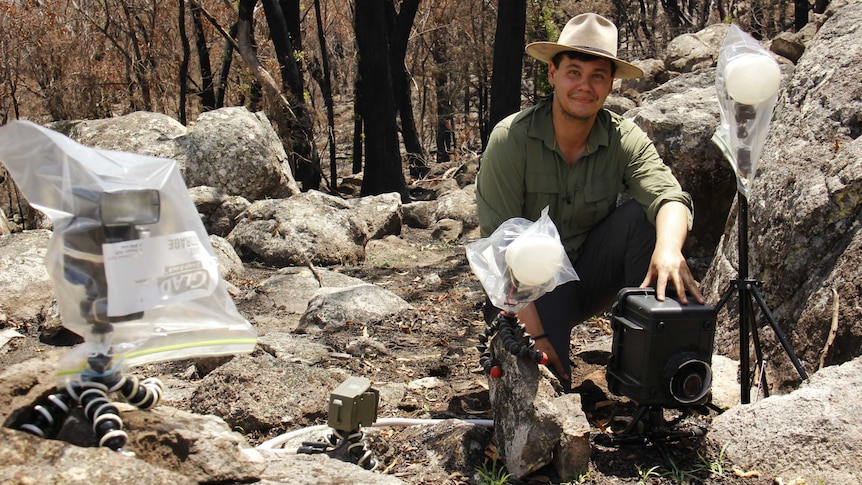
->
xmin=708 ymin=358 xmax=862 ymax=484
xmin=296 ymin=284 xmax=412 ymax=334
xmin=182 ymin=107 xmax=300 ymax=200
xmin=488 ymin=334 xmax=591 ymax=479
xmin=189 ymin=186 xmax=251 ymax=237
xmin=50 ymin=111 xmax=188 ymax=165
xmin=701 ymin=3 xmax=862 ymax=390
xmin=627 ymin=68 xmax=736 ymax=259
xmin=0 ymin=230 xmax=54 ymax=326
xmin=0 ymin=427 xmax=196 ymax=485
xmin=190 ymin=352 xmax=348 ymax=433
xmin=664 ymin=23 xmax=729 ymax=73
xmin=227 ymin=191 xmax=401 ymax=267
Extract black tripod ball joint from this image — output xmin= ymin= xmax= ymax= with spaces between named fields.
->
xmin=477 ymin=311 xmax=548 ymax=379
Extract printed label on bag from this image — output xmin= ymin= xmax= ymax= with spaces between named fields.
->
xmin=103 ymin=230 xmax=218 ymax=316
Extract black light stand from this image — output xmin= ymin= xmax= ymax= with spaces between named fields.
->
xmin=714 ymin=191 xmax=808 ymax=404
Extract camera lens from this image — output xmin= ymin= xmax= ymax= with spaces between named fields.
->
xmin=669 ymin=359 xmax=711 ymax=404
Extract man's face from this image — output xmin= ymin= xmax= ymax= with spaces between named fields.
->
xmin=548 ymin=55 xmax=615 ymax=122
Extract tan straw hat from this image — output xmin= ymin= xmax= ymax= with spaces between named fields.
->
xmin=525 ymin=13 xmax=644 ymax=79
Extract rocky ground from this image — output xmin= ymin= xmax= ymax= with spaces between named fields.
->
xmin=0 ymin=216 xmax=774 ymax=484
xmin=217 ymin=220 xmax=771 ymax=484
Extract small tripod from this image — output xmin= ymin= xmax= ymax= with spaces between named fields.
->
xmin=18 ymin=351 xmax=164 ymax=452
xmin=297 ymin=427 xmax=378 ymax=470
xmin=599 ymin=404 xmax=709 ymax=465
xmin=715 ymin=192 xmax=808 ymax=403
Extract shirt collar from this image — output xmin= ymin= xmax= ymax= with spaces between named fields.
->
xmin=528 ymin=96 xmax=611 ymax=156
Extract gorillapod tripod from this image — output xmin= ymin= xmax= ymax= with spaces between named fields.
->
xmin=714 ymin=191 xmax=808 ymax=404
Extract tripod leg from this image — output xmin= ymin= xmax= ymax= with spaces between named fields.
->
xmin=715 ymin=281 xmax=738 ymax=313
xmin=747 ymin=306 xmax=769 ymax=399
xmin=749 ymin=285 xmax=809 ymax=380
xmin=739 ymin=283 xmax=752 ymax=404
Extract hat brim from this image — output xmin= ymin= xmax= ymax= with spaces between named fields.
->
xmin=526 ymin=41 xmax=644 ymax=79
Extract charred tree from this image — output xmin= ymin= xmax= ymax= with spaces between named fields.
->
xmin=430 ymin=26 xmax=455 ymax=163
xmin=488 ymin=0 xmax=526 ymax=135
xmin=352 ymin=73 xmax=364 ymax=175
xmin=311 ymin=0 xmax=338 ymax=192
xmin=261 ymin=0 xmax=321 ymax=191
xmin=355 ymin=0 xmax=409 ymax=202
xmin=190 ymin=2 xmax=216 ymax=111
xmin=216 ymin=23 xmax=237 ymax=109
xmin=794 ymin=0 xmax=810 ymax=30
xmin=385 ymin=0 xmax=428 ymax=179
xmin=661 ymin=0 xmax=692 ymax=32
xmin=178 ymin=0 xmax=190 ymax=124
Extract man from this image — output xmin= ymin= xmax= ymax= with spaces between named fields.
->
xmin=476 ymin=13 xmax=704 ymax=391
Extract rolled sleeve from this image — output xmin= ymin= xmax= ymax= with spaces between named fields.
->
xmin=621 ymin=120 xmax=694 ymax=229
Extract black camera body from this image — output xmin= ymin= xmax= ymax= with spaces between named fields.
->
xmin=606 ymin=287 xmax=716 ymax=407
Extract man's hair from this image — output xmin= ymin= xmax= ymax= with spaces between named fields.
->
xmin=551 ymin=51 xmax=617 ymax=77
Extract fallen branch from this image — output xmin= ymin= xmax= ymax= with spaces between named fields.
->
xmin=818 ymin=287 xmax=840 ymax=370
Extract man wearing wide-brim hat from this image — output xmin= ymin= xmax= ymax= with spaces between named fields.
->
xmin=476 ymin=13 xmax=704 ymax=391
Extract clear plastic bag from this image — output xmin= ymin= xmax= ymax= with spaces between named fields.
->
xmin=466 ymin=207 xmax=578 ymax=314
xmin=0 ymin=121 xmax=257 ymax=383
xmin=712 ymin=24 xmax=781 ymax=197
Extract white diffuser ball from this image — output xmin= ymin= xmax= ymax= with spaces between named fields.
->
xmin=724 ymin=53 xmax=781 ymax=105
xmin=505 ymin=234 xmax=565 ymax=287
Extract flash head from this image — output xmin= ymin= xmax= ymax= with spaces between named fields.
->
xmin=99 ymin=189 xmax=160 ymax=227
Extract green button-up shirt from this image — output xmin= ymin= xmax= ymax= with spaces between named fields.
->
xmin=476 ymin=97 xmax=694 ymax=263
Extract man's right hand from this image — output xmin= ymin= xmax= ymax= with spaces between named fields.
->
xmin=517 ymin=302 xmax=570 ymax=382
xmin=531 ymin=336 xmax=569 ymax=382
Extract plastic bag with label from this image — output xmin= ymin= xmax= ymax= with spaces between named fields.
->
xmin=466 ymin=207 xmax=578 ymax=314
xmin=0 ymin=121 xmax=257 ymax=383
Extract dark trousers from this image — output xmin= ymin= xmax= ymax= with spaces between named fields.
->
xmin=483 ymin=199 xmax=656 ymax=390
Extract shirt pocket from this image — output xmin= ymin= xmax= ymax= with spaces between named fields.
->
xmin=582 ymin=183 xmax=621 ymax=227
xmin=524 ymin=171 xmax=559 ymax=220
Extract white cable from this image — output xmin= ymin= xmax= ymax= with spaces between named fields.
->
xmin=255 ymin=417 xmax=494 ymax=451
xmin=374 ymin=417 xmax=493 ymax=428
xmin=257 ymin=424 xmax=329 ymax=450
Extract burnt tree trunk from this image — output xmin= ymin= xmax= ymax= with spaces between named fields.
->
xmin=488 ymin=0 xmax=526 ymax=133
xmin=794 ymin=0 xmax=810 ymax=30
xmin=311 ymin=0 xmax=338 ymax=192
xmin=190 ymin=2 xmax=216 ymax=110
xmin=355 ymin=0 xmax=409 ymax=202
xmin=216 ymin=23 xmax=236 ymax=108
xmin=178 ymin=0 xmax=190 ymax=125
xmin=352 ymin=72 xmax=364 ymax=175
xmin=385 ymin=0 xmax=427 ymax=178
xmin=430 ymin=27 xmax=455 ymax=163
xmin=261 ymin=0 xmax=321 ymax=191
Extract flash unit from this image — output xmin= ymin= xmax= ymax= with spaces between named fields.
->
xmin=327 ymin=376 xmax=379 ymax=432
xmin=100 ymin=189 xmax=160 ymax=227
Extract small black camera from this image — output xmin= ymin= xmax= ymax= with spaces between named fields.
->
xmin=606 ymin=287 xmax=716 ymax=407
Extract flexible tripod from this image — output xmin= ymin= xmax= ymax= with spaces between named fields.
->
xmin=19 ymin=351 xmax=164 ymax=452
xmin=715 ymin=191 xmax=808 ymax=403
xmin=297 ymin=427 xmax=378 ymax=470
